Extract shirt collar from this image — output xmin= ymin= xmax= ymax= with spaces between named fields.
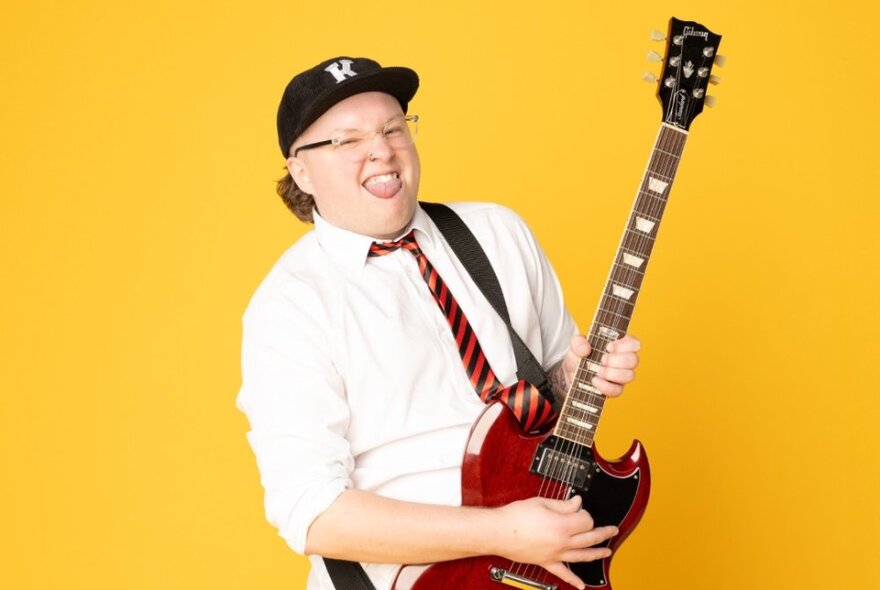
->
xmin=312 ymin=204 xmax=437 ymax=273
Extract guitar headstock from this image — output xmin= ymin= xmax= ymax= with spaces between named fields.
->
xmin=649 ymin=17 xmax=722 ymax=130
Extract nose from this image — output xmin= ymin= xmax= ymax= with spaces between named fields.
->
xmin=367 ymin=132 xmax=394 ymax=160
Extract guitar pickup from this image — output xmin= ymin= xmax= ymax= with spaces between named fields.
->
xmin=490 ymin=565 xmax=558 ymax=590
xmin=529 ymin=436 xmax=595 ymax=490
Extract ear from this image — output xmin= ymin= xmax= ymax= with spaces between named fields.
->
xmin=287 ymin=155 xmax=316 ymax=196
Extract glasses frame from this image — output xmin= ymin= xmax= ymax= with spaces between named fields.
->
xmin=293 ymin=114 xmax=419 ymax=158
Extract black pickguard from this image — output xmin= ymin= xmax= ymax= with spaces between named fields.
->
xmin=569 ymin=466 xmax=641 ymax=587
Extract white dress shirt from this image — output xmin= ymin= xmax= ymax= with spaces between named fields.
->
xmin=237 ymin=201 xmax=577 ymax=589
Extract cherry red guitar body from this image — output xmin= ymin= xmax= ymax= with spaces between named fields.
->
xmin=393 ymin=401 xmax=650 ymax=590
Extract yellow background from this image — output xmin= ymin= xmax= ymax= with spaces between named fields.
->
xmin=2 ymin=1 xmax=877 ymax=588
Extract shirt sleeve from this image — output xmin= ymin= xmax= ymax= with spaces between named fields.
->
xmin=502 ymin=206 xmax=579 ymax=369
xmin=236 ymin=278 xmax=353 ymax=555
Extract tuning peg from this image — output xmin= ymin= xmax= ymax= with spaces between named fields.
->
xmin=641 ymin=71 xmax=658 ymax=83
xmin=650 ymin=29 xmax=666 ymax=41
xmin=705 ymin=95 xmax=718 ymax=108
xmin=709 ymin=74 xmax=721 ymax=85
xmin=646 ymin=50 xmax=663 ymax=63
xmin=714 ymin=54 xmax=727 ymax=67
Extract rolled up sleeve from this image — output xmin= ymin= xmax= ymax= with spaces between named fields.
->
xmin=237 ymin=282 xmax=352 ymax=554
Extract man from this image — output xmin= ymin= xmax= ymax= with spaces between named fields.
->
xmin=237 ymin=57 xmax=641 ymax=590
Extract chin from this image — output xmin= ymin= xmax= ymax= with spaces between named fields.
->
xmin=373 ymin=198 xmax=416 ymax=238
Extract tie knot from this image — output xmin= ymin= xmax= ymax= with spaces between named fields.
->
xmin=369 ymin=230 xmax=420 ymax=257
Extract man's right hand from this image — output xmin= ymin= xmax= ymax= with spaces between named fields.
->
xmin=493 ymin=495 xmax=617 ymax=590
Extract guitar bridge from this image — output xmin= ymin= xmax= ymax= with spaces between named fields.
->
xmin=489 ymin=566 xmax=558 ymax=590
xmin=529 ymin=436 xmax=595 ymax=490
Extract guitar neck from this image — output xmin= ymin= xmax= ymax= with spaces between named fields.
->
xmin=554 ymin=123 xmax=689 ymax=446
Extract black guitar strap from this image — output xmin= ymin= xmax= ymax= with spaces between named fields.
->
xmin=324 ymin=558 xmax=377 ymax=590
xmin=323 ymin=201 xmax=556 ymax=590
xmin=420 ymin=202 xmax=559 ymax=411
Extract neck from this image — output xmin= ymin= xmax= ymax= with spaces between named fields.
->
xmin=554 ymin=123 xmax=689 ymax=447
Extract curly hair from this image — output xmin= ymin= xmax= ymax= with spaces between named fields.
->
xmin=276 ymin=169 xmax=316 ymax=223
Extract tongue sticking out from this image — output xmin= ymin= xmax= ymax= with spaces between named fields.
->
xmin=363 ymin=175 xmax=402 ymax=199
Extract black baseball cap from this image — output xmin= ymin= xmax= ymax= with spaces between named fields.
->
xmin=277 ymin=56 xmax=419 ymax=157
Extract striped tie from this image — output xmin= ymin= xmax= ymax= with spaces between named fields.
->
xmin=369 ymin=230 xmax=555 ymax=432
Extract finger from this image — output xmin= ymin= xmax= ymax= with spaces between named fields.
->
xmin=606 ymin=335 xmax=641 ymax=354
xmin=560 ymin=547 xmax=613 ymax=564
xmin=544 ymin=562 xmax=586 ymax=590
xmin=560 ymin=495 xmax=582 ymax=513
xmin=599 ymin=351 xmax=639 ymax=370
xmin=566 ymin=509 xmax=595 ymax=533
xmin=563 ymin=336 xmax=590 ymax=375
xmin=595 ymin=365 xmax=635 ymax=385
xmin=591 ymin=376 xmax=624 ymax=397
xmin=541 ymin=494 xmax=581 ymax=514
xmin=569 ymin=525 xmax=619 ymax=548
xmin=570 ymin=334 xmax=591 ymax=358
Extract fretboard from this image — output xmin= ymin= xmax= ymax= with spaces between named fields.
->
xmin=554 ymin=123 xmax=688 ymax=446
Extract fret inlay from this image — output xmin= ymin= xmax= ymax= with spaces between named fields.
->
xmin=635 ymin=217 xmax=655 ymax=233
xmin=577 ymin=382 xmax=601 ymax=394
xmin=612 ymin=284 xmax=635 ymax=300
xmin=622 ymin=253 xmax=645 ymax=268
xmin=565 ymin=416 xmax=594 ymax=430
xmin=648 ymin=177 xmax=669 ymax=194
xmin=571 ymin=400 xmax=599 ymax=413
xmin=598 ymin=326 xmax=620 ymax=339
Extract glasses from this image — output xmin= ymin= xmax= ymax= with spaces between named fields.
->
xmin=293 ymin=114 xmax=419 ymax=161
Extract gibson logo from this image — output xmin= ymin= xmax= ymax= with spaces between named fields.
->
xmin=683 ymin=26 xmax=708 ymax=40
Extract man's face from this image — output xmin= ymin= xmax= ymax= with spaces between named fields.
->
xmin=287 ymin=92 xmax=421 ymax=240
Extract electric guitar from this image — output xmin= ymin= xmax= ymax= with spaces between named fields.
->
xmin=393 ymin=17 xmax=723 ymax=590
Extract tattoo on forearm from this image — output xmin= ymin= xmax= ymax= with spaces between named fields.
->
xmin=549 ymin=360 xmax=568 ymax=401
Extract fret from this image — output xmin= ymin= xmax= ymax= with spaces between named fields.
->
xmin=646 ymin=177 xmax=669 ymax=194
xmin=569 ymin=382 xmax=606 ymax=402
xmin=653 ymin=147 xmax=680 ymax=159
xmin=599 ymin=296 xmax=635 ymax=316
xmin=570 ymin=399 xmax=600 ymax=414
xmin=564 ymin=416 xmax=596 ymax=432
xmin=629 ymin=210 xmax=660 ymax=223
xmin=574 ymin=380 xmax=602 ymax=394
xmin=566 ymin=400 xmax=604 ymax=419
xmin=560 ymin=408 xmax=601 ymax=426
xmin=647 ymin=159 xmax=681 ymax=176
xmin=612 ymin=258 xmax=646 ymax=274
xmin=608 ymin=275 xmax=645 ymax=297
xmin=561 ymin=404 xmax=600 ymax=421
xmin=595 ymin=324 xmax=621 ymax=340
xmin=615 ymin=259 xmax=646 ymax=275
xmin=594 ymin=307 xmax=631 ymax=326
xmin=607 ymin=292 xmax=638 ymax=311
xmin=632 ymin=204 xmax=662 ymax=218
xmin=620 ymin=245 xmax=651 ymax=259
xmin=643 ymin=170 xmax=673 ymax=182
xmin=611 ymin=261 xmax=647 ymax=281
xmin=555 ymin=425 xmax=596 ymax=446
xmin=573 ymin=369 xmax=603 ymax=386
xmin=626 ymin=230 xmax=656 ymax=249
xmin=622 ymin=231 xmax=657 ymax=252
xmin=636 ymin=190 xmax=671 ymax=205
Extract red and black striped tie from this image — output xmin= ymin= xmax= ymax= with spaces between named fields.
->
xmin=369 ymin=230 xmax=555 ymax=432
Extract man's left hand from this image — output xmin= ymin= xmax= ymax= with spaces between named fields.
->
xmin=554 ymin=334 xmax=641 ymax=399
